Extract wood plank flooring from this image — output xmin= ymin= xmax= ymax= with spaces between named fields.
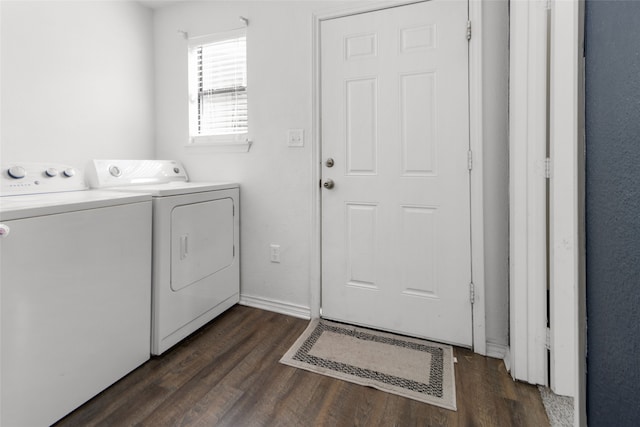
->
xmin=54 ymin=305 xmax=549 ymax=427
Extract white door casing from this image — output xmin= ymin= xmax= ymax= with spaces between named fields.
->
xmin=549 ymin=0 xmax=583 ymax=402
xmin=320 ymin=0 xmax=473 ymax=346
xmin=509 ymin=0 xmax=549 ymax=387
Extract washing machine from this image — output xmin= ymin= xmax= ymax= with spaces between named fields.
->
xmin=0 ymin=163 xmax=152 ymax=427
xmin=87 ymin=159 xmax=240 ymax=355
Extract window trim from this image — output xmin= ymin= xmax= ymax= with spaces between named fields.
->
xmin=187 ymin=29 xmax=250 ymax=149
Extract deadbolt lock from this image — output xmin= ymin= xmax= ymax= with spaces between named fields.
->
xmin=325 ymin=158 xmax=335 ymax=168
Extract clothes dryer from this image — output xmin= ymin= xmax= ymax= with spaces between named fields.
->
xmin=87 ymin=160 xmax=240 ymax=355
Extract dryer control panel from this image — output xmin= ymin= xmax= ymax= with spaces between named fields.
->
xmin=87 ymin=160 xmax=189 ymax=188
xmin=1 ymin=163 xmax=87 ymax=196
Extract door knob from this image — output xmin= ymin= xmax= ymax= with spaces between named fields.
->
xmin=323 ymin=179 xmax=335 ymax=189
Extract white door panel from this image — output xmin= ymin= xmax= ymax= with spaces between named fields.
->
xmin=321 ymin=0 xmax=472 ymax=346
xmin=171 ymin=198 xmax=234 ymax=291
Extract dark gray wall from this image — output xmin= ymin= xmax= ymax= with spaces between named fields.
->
xmin=585 ymin=1 xmax=640 ymax=425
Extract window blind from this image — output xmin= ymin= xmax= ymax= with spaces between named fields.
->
xmin=195 ymin=34 xmax=247 ymax=137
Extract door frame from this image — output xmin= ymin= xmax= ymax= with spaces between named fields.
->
xmin=510 ymin=3 xmax=584 ymax=421
xmin=310 ymin=0 xmax=487 ymax=354
xmin=549 ymin=0 xmax=583 ymax=401
xmin=509 ymin=0 xmax=584 ymax=400
xmin=508 ymin=0 xmax=549 ymax=386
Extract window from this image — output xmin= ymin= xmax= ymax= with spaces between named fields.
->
xmin=188 ymin=29 xmax=247 ymax=145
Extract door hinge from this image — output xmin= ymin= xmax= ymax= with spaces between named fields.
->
xmin=546 ymin=0 xmax=552 ymax=11
xmin=467 ymin=150 xmax=473 ymax=170
xmin=469 ymin=282 xmax=475 ymax=304
xmin=545 ymin=157 xmax=551 ymax=179
xmin=545 ymin=327 xmax=551 ymax=350
xmin=466 ymin=20 xmax=472 ymax=41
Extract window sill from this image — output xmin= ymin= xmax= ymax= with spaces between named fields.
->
xmin=184 ymin=139 xmax=253 ymax=153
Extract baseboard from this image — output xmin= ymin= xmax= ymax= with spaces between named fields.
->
xmin=486 ymin=342 xmax=511 ymax=373
xmin=239 ymin=294 xmax=311 ymax=320
xmin=502 ymin=346 xmax=511 ymax=372
xmin=486 ymin=342 xmax=509 ymax=360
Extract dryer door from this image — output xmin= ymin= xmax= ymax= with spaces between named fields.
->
xmin=171 ymin=198 xmax=234 ymax=291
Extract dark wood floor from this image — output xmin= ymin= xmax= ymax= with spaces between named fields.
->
xmin=55 ymin=305 xmax=549 ymax=427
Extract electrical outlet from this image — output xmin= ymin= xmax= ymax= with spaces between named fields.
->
xmin=270 ymin=244 xmax=281 ymax=263
xmin=287 ymin=129 xmax=304 ymax=147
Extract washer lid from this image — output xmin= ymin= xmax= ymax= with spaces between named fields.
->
xmin=103 ymin=181 xmax=239 ymax=197
xmin=0 ymin=190 xmax=151 ymax=221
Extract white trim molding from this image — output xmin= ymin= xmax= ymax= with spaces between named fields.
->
xmin=469 ymin=0 xmax=487 ymax=356
xmin=549 ymin=0 xmax=580 ymax=399
xmin=549 ymin=4 xmax=586 ymax=427
xmin=486 ymin=342 xmax=509 ymax=361
xmin=508 ymin=0 xmax=549 ymax=386
xmin=309 ymin=8 xmax=322 ymax=320
xmin=184 ymin=140 xmax=252 ymax=153
xmin=311 ymin=0 xmax=487 ymax=354
xmin=239 ymin=295 xmax=311 ymax=320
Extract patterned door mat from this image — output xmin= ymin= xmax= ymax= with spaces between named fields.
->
xmin=280 ymin=319 xmax=457 ymax=410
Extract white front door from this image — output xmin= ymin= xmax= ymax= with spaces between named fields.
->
xmin=321 ymin=0 xmax=472 ymax=346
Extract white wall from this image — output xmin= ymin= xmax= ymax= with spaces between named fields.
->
xmin=0 ymin=1 xmax=155 ymax=167
xmin=154 ymin=0 xmax=337 ymax=313
xmin=153 ymin=0 xmax=510 ymax=345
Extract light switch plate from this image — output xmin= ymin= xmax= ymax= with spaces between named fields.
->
xmin=270 ymin=244 xmax=281 ymax=263
xmin=287 ymin=129 xmax=304 ymax=147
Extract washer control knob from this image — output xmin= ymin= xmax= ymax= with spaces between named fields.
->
xmin=63 ymin=168 xmax=76 ymax=178
xmin=7 ymin=166 xmax=26 ymax=179
xmin=0 ymin=224 xmax=10 ymax=238
xmin=45 ymin=168 xmax=58 ymax=177
xmin=109 ymin=165 xmax=122 ymax=177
